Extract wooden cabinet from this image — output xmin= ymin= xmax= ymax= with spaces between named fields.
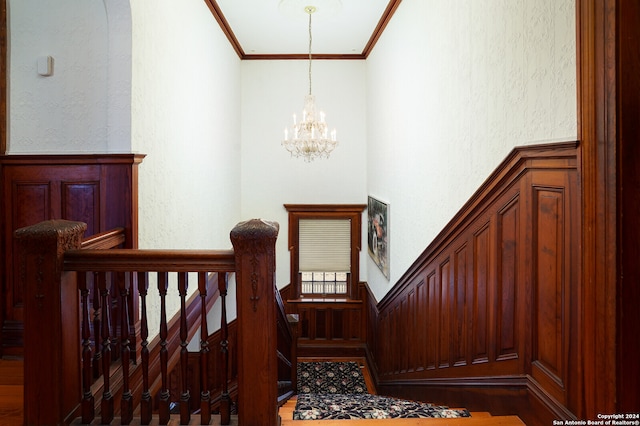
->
xmin=0 ymin=154 xmax=143 ymax=357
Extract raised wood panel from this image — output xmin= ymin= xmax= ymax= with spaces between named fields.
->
xmin=9 ymin=183 xmax=50 ymax=321
xmin=472 ymin=223 xmax=491 ymax=364
xmin=14 ymin=183 xmax=50 ymax=227
xmin=315 ymin=309 xmax=326 ymax=339
xmin=407 ymin=288 xmax=416 ymax=372
xmin=399 ymin=298 xmax=408 ymax=373
xmin=439 ymin=259 xmax=451 ymax=369
xmin=453 ymin=245 xmax=468 ymax=367
xmin=426 ymin=270 xmax=437 ymax=370
xmin=415 ymin=279 xmax=426 ymax=371
xmin=62 ymin=181 xmax=100 ymax=237
xmin=496 ymin=195 xmax=519 ymax=361
xmin=532 ymin=184 xmax=568 ymax=404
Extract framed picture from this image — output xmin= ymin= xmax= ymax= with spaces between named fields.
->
xmin=367 ymin=196 xmax=389 ymax=279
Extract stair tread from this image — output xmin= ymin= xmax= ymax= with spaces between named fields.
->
xmin=279 ymin=415 xmax=525 ymax=425
xmin=278 ymin=394 xmax=516 ymax=424
xmin=469 ymin=412 xmax=493 ymax=418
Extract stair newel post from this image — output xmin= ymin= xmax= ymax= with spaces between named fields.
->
xmin=218 ymin=272 xmax=231 ymax=425
xmin=15 ymin=219 xmax=86 ymax=426
xmin=230 ymin=219 xmax=279 ymax=426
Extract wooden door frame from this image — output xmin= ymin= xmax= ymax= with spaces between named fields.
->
xmin=1 ymin=0 xmax=6 ymax=154
xmin=578 ymin=0 xmax=640 ymax=415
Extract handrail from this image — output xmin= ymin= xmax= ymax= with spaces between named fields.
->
xmin=81 ymin=227 xmax=126 ymax=249
xmin=64 ymin=248 xmax=236 ymax=272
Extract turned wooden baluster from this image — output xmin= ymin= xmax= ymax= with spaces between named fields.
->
xmin=158 ymin=272 xmax=171 ymax=424
xmin=178 ymin=272 xmax=191 ymax=424
xmin=110 ymin=277 xmax=121 ymax=362
xmin=92 ymin=271 xmax=102 ymax=379
xmin=198 ymin=272 xmax=211 ymax=425
xmin=138 ymin=271 xmax=152 ymax=425
xmin=118 ymin=272 xmax=133 ymax=424
xmin=98 ymin=271 xmax=114 ymax=423
xmin=79 ymin=272 xmax=95 ymax=423
xmin=219 ymin=272 xmax=231 ymax=425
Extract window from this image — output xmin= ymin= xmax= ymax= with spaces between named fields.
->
xmin=298 ymin=218 xmax=351 ymax=296
xmin=301 ymin=272 xmax=348 ymax=295
xmin=284 ymin=204 xmax=367 ymax=300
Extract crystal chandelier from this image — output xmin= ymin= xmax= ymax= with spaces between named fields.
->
xmin=282 ymin=6 xmax=338 ymax=162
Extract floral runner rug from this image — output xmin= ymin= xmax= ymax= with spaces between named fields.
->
xmin=297 ymin=361 xmax=367 ymax=394
xmin=293 ymin=393 xmax=471 ymax=420
xmin=295 ymin=362 xmax=470 ymax=420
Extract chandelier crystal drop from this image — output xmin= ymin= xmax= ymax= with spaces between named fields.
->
xmin=282 ymin=5 xmax=338 ymax=162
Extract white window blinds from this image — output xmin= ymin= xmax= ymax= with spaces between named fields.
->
xmin=298 ymin=219 xmax=351 ymax=272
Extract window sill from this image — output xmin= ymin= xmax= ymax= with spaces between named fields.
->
xmin=287 ymin=297 xmax=362 ymax=304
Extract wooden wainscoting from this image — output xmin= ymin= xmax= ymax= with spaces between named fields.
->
xmin=0 ymin=154 xmax=144 ymax=357
xmin=368 ymin=142 xmax=580 ymax=426
xmin=285 ymin=283 xmax=372 ymax=359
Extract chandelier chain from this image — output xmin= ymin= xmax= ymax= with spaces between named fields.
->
xmin=308 ymin=11 xmax=313 ymax=96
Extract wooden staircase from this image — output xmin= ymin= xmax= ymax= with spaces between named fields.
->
xmin=280 ymin=358 xmax=526 ymax=425
xmin=279 ymin=396 xmax=526 ymax=425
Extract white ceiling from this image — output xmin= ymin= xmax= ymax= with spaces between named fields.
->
xmin=214 ymin=0 xmax=395 ymax=57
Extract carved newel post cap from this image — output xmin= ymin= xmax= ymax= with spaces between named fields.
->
xmin=230 ymin=218 xmax=279 ymax=243
xmin=14 ymin=220 xmax=87 ymax=259
xmin=14 ymin=219 xmax=87 ymax=240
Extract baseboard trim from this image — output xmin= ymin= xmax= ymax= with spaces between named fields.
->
xmin=376 ymin=374 xmax=576 ymax=426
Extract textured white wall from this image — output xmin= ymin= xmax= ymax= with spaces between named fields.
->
xmin=8 ymin=0 xmax=109 ymax=153
xmin=365 ymin=0 xmax=577 ymax=301
xmin=240 ymin=60 xmax=368 ymax=288
xmin=6 ymin=0 xmax=578 ymax=328
xmin=131 ymin=0 xmax=241 ymax=250
xmin=130 ymin=0 xmax=242 ymax=332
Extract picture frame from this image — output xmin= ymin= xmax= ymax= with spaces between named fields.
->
xmin=367 ymin=196 xmax=389 ymax=279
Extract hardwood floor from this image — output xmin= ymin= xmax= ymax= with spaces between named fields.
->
xmin=0 ymin=359 xmax=23 ymax=426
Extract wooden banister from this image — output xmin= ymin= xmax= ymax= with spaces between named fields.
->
xmin=16 ymin=218 xmax=285 ymax=425
xmin=81 ymin=227 xmax=126 ymax=250
xmin=64 ymin=248 xmax=236 ymax=272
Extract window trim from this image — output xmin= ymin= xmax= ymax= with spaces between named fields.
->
xmin=284 ymin=204 xmax=367 ymax=300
